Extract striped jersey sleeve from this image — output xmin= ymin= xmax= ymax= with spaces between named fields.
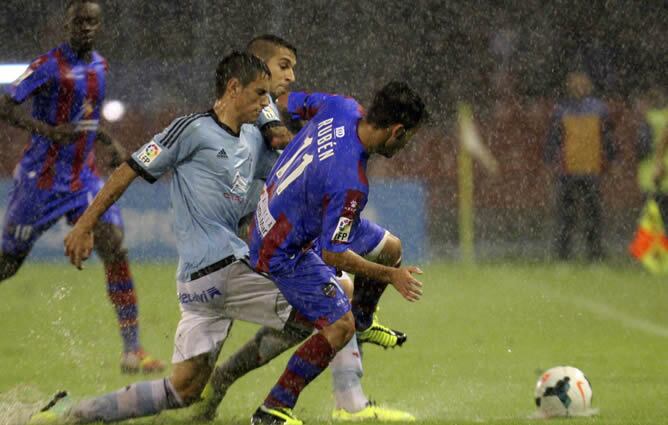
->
xmin=6 ymin=54 xmax=54 ymax=103
xmin=128 ymin=112 xmax=207 ymax=183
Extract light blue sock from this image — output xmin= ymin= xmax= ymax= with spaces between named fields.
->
xmin=67 ymin=379 xmax=183 ymax=423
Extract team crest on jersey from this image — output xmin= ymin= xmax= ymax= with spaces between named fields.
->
xmin=137 ymin=142 xmax=162 ymax=165
xmin=332 ymin=217 xmax=353 ymax=243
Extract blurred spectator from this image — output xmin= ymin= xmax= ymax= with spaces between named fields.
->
xmin=637 ymin=87 xmax=668 ymax=223
xmin=544 ymin=71 xmax=616 ymax=261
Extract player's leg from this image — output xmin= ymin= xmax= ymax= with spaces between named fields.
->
xmin=0 ymin=181 xmax=55 ymax=282
xmin=91 ymin=218 xmax=164 ymax=373
xmin=582 ymin=177 xmax=604 ymax=261
xmin=347 ymin=220 xmax=405 ymax=347
xmin=331 ymin=271 xmax=415 ymax=422
xmin=30 ymin=345 xmax=218 ymax=424
xmin=194 ymin=260 xmax=311 ymax=421
xmin=30 ymin=273 xmax=237 ymax=424
xmin=555 ymin=176 xmax=576 ymax=260
xmin=252 ymin=251 xmax=354 ymax=425
xmin=67 ymin=179 xmax=164 ymax=373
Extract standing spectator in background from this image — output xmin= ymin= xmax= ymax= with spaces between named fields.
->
xmin=637 ymin=87 xmax=668 ymax=223
xmin=544 ymin=71 xmax=616 ymax=261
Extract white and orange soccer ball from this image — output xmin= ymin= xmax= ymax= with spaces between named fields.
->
xmin=532 ymin=366 xmax=597 ymax=418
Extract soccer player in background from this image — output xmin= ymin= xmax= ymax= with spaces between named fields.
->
xmin=197 ymin=35 xmax=416 ymax=423
xmin=247 ymin=82 xmax=426 ymax=425
xmin=28 ymin=51 xmax=312 ymax=425
xmin=0 ymin=0 xmax=163 ymax=373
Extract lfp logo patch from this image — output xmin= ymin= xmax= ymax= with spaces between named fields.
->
xmin=137 ymin=142 xmax=162 ymax=165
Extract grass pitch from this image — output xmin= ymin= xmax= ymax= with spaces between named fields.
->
xmin=0 ymin=261 xmax=666 ymax=424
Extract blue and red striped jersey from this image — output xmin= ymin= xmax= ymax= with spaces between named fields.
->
xmin=249 ymin=92 xmax=369 ymax=275
xmin=6 ymin=43 xmax=108 ymax=192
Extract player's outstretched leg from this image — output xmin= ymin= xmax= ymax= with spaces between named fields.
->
xmin=192 ymin=322 xmax=310 ymax=421
xmin=93 ymin=222 xmax=164 ymax=374
xmin=353 ymin=233 xmax=407 ymax=348
xmin=28 ymin=353 xmax=213 ymax=424
xmin=251 ymin=311 xmax=355 ymax=425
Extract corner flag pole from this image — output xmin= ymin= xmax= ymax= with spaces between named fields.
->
xmin=457 ymin=102 xmax=499 ymax=263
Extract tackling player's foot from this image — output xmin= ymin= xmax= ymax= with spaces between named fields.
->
xmin=251 ymin=405 xmax=303 ymax=425
xmin=332 ymin=401 xmax=416 ymax=422
xmin=28 ymin=391 xmax=72 ymax=425
xmin=191 ymin=382 xmax=224 ymax=422
xmin=356 ymin=316 xmax=407 ymax=349
xmin=120 ymin=349 xmax=165 ymax=374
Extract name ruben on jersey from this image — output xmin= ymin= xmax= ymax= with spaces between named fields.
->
xmin=316 ymin=118 xmax=335 ymax=162
xmin=137 ymin=142 xmax=162 ymax=165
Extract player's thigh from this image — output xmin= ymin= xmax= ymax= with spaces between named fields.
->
xmin=172 ymin=299 xmax=232 ymax=367
xmin=272 ymin=250 xmax=351 ymax=330
xmin=220 ymin=260 xmax=293 ymax=329
xmin=1 ymin=181 xmax=65 ymax=256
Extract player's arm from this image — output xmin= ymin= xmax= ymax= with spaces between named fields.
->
xmin=0 ymin=58 xmax=80 ymax=144
xmin=64 ymin=162 xmax=138 ymax=269
xmin=322 ymin=248 xmax=422 ymax=302
xmin=256 ymin=97 xmax=293 ymax=149
xmin=320 ymin=179 xmax=422 ymax=302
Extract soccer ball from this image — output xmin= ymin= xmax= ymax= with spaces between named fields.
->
xmin=533 ymin=366 xmax=595 ymax=418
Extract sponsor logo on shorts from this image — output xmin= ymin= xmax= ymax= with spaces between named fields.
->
xmin=332 ymin=216 xmax=352 ymax=243
xmin=137 ymin=142 xmax=162 ymax=165
xmin=178 ymin=287 xmax=222 ymax=304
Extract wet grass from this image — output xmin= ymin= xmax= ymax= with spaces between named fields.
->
xmin=0 ymin=262 xmax=666 ymax=424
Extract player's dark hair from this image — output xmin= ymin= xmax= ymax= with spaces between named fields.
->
xmin=66 ymin=0 xmax=99 ymax=12
xmin=246 ymin=34 xmax=297 ymax=61
xmin=215 ymin=51 xmax=271 ymax=98
xmin=366 ymin=81 xmax=426 ymax=131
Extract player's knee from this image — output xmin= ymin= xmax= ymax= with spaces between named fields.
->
xmin=93 ymin=224 xmax=128 ymax=263
xmin=325 ymin=312 xmax=355 ymax=350
xmin=169 ymin=359 xmax=212 ymax=405
xmin=377 ymin=234 xmax=402 ymax=267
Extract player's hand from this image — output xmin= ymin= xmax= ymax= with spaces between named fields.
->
xmin=64 ymin=226 xmax=94 ymax=270
xmin=389 ymin=266 xmax=423 ymax=302
xmin=45 ymin=123 xmax=81 ymax=145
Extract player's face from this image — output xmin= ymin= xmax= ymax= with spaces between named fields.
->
xmin=265 ymin=48 xmax=297 ymax=98
xmin=65 ymin=2 xmax=102 ymax=53
xmin=378 ymin=125 xmax=417 ymax=158
xmin=236 ymin=75 xmax=271 ymax=123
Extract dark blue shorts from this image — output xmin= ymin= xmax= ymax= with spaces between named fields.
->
xmin=271 ymin=249 xmax=351 ymax=329
xmin=2 ymin=177 xmax=123 ymax=256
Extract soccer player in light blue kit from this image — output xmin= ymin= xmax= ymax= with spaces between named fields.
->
xmin=197 ymin=35 xmax=416 ymax=424
xmin=248 ymin=82 xmax=427 ymax=425
xmin=28 ymin=52 xmax=311 ymax=425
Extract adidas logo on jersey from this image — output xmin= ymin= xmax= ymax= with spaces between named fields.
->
xmin=217 ymin=148 xmax=228 ymax=159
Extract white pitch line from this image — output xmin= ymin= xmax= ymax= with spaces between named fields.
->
xmin=550 ymin=291 xmax=668 ymax=339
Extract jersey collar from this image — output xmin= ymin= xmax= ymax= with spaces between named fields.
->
xmin=208 ymin=109 xmax=240 ymax=137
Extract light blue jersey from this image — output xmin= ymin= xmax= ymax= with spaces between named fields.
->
xmin=128 ymin=110 xmax=278 ymax=282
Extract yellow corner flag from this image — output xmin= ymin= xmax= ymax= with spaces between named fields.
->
xmin=629 ymin=199 xmax=668 ymax=274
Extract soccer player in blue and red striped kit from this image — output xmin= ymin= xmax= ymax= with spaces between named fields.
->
xmin=0 ymin=0 xmax=163 ymax=373
xmin=248 ymin=83 xmax=427 ymax=425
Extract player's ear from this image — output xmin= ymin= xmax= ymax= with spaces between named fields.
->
xmin=390 ymin=124 xmax=406 ymax=141
xmin=226 ymin=78 xmax=241 ymax=98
